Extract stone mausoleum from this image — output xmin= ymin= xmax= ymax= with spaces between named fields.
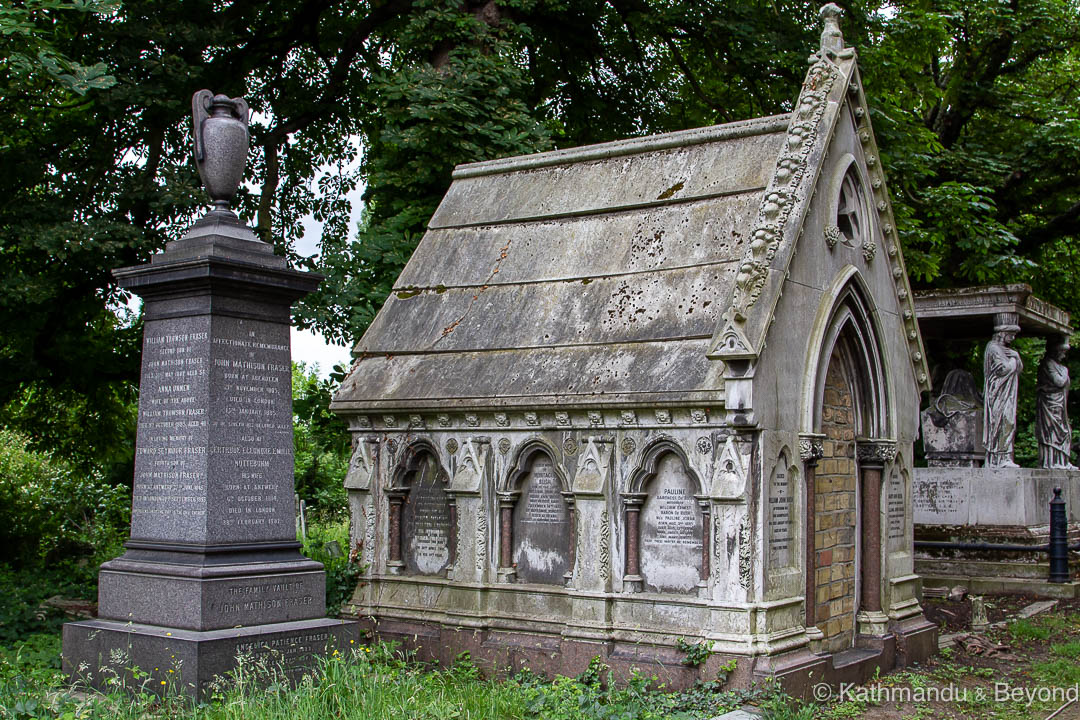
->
xmin=331 ymin=7 xmax=936 ymax=689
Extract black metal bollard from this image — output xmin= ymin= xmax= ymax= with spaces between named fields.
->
xmin=1048 ymin=487 xmax=1071 ymax=583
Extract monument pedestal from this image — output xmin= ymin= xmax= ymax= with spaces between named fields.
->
xmin=62 ymin=215 xmax=358 ymax=696
xmin=63 ymin=618 xmax=357 ymax=696
xmin=913 ymin=467 xmax=1080 ymax=597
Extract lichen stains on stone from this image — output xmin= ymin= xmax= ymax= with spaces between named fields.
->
xmin=656 ymin=180 xmax=685 ymax=200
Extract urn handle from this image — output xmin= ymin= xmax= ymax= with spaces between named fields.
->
xmin=192 ymin=90 xmax=249 ymax=163
xmin=190 ymin=90 xmax=251 ymax=214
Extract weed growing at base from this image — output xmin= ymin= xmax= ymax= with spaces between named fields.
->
xmin=1 ymin=634 xmax=782 ymax=720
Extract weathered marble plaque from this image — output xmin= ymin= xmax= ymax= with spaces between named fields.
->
xmin=912 ymin=474 xmax=967 ymax=525
xmin=767 ymin=459 xmax=794 ymax=567
xmin=512 ymin=454 xmax=572 ymax=584
xmin=886 ymin=469 xmax=906 ymax=546
xmin=641 ymin=453 xmax=702 ymax=593
xmin=402 ymin=453 xmax=452 ymax=575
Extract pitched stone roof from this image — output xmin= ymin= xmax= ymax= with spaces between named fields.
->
xmin=332 ymin=115 xmax=791 ymax=411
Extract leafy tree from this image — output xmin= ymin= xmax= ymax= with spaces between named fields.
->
xmin=292 ymin=362 xmax=350 ymax=516
xmin=848 ymin=0 xmax=1080 ymax=304
xmin=3 ymin=0 xmax=1080 ymax=472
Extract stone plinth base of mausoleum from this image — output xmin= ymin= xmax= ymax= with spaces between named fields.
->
xmin=63 ymin=617 xmax=358 ymax=697
xmin=345 ymin=591 xmax=936 ymax=698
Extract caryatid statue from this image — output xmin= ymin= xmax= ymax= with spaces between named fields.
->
xmin=1036 ymin=337 xmax=1076 ymax=469
xmin=984 ymin=313 xmax=1023 ymax=467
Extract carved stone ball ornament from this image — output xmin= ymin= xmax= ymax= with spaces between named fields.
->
xmin=191 ymin=90 xmax=250 ymax=215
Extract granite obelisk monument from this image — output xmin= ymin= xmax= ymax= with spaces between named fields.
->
xmin=63 ymin=90 xmax=357 ymax=696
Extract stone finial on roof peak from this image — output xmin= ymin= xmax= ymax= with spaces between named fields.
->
xmin=819 ymin=3 xmax=845 ymax=57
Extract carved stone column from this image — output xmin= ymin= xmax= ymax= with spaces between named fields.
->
xmin=856 ymin=439 xmax=895 ymax=636
xmin=563 ymin=492 xmax=576 ymax=587
xmin=496 ymin=491 xmax=519 ymax=582
xmin=622 ymin=493 xmax=646 ymax=592
xmin=696 ymin=496 xmax=711 ymax=590
xmin=799 ymin=433 xmax=825 ymax=653
xmin=386 ymin=488 xmax=408 ymax=575
xmin=344 ymin=434 xmax=378 ymax=587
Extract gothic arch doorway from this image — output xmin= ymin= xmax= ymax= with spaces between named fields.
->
xmin=802 ymin=273 xmax=893 ymax=653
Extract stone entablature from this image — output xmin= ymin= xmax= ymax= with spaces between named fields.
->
xmin=915 ymin=284 xmax=1071 ymax=339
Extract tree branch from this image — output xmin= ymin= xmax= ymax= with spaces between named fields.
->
xmin=1017 ymin=199 xmax=1080 ymax=255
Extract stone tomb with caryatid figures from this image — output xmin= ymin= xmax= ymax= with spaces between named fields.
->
xmin=913 ymin=284 xmax=1080 ymax=597
xmin=332 ymin=6 xmax=936 ymax=695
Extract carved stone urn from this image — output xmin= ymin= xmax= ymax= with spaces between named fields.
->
xmin=191 ymin=90 xmax=250 ymax=214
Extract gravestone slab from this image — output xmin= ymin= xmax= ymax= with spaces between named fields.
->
xmin=512 ymin=455 xmax=572 ymax=584
xmin=886 ymin=469 xmax=906 ymax=549
xmin=641 ymin=453 xmax=703 ymax=593
xmin=767 ymin=460 xmax=794 ymax=568
xmin=402 ymin=453 xmax=452 ymax=575
xmin=912 ymin=473 xmax=968 ymax=525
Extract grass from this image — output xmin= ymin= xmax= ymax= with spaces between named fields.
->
xmin=0 ymin=634 xmax=781 ymax=720
xmin=7 ymin=594 xmax=1080 ymax=720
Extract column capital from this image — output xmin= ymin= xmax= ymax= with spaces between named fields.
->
xmin=798 ymin=433 xmax=825 ymax=463
xmin=856 ymin=439 xmax=897 ymax=467
xmin=495 ymin=491 xmax=520 ymax=508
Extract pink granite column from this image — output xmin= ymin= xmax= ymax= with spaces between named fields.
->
xmin=386 ymin=489 xmax=407 ymax=571
xmin=623 ymin=493 xmax=646 ymax=590
xmin=860 ymin=464 xmax=883 ymax=614
xmin=856 ymin=441 xmax=895 ymax=617
xmin=496 ymin=492 xmax=518 ymax=571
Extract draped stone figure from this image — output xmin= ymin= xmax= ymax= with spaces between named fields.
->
xmin=983 ymin=316 xmax=1023 ymax=467
xmin=1036 ymin=339 xmax=1075 ymax=469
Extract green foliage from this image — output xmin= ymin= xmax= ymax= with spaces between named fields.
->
xmin=515 ymin=655 xmax=779 ymax=720
xmin=292 ymin=362 xmax=350 ymax=519
xmin=0 ymin=429 xmax=127 ymax=641
xmin=1050 ymin=639 xmax=1080 ymax=658
xmin=0 ymin=566 xmax=92 ymax=644
xmin=2 ymin=640 xmax=531 ymax=720
xmin=853 ymin=0 xmax=1080 ymax=299
xmin=0 ymin=428 xmax=128 ymax=568
xmin=300 ymin=519 xmax=360 ymax=614
xmin=676 ymin=637 xmax=713 ymax=668
xmin=759 ymin=694 xmax=819 ymax=720
xmin=1031 ymin=656 xmax=1080 ymax=686
xmin=0 ymin=376 xmax=138 ymax=487
xmin=0 ymin=0 xmax=119 ymax=96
